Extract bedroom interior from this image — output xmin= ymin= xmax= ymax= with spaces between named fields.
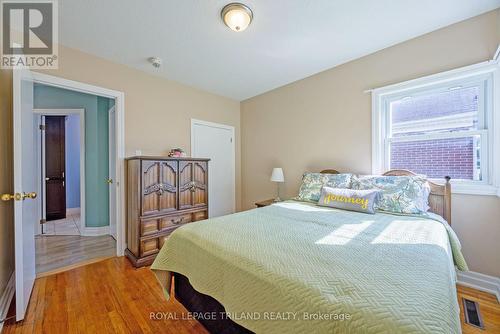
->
xmin=0 ymin=1 xmax=499 ymax=333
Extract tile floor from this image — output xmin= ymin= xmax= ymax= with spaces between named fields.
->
xmin=41 ymin=210 xmax=81 ymax=235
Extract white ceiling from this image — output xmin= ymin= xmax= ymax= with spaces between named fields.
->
xmin=59 ymin=0 xmax=500 ymax=101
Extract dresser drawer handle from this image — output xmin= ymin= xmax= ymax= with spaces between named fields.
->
xmin=171 ymin=217 xmax=185 ymax=225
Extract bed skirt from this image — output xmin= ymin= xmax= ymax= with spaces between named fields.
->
xmin=174 ymin=273 xmax=254 ymax=334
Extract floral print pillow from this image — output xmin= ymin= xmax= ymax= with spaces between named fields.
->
xmin=296 ymin=173 xmax=352 ymax=202
xmin=351 ymin=175 xmax=430 ymax=214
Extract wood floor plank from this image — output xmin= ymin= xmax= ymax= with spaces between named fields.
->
xmin=3 ymin=257 xmax=499 ymax=333
xmin=3 ymin=257 xmax=208 ymax=334
xmin=37 ymin=255 xmax=115 ymax=278
xmin=36 ymin=235 xmax=116 ymax=274
xmin=458 ymin=285 xmax=500 ymax=334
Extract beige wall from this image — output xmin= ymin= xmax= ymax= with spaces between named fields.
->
xmin=0 ymin=46 xmax=241 ymax=293
xmin=36 ymin=46 xmax=241 ymax=212
xmin=241 ymin=10 xmax=500 ymax=277
xmin=0 ymin=69 xmax=14 ymax=295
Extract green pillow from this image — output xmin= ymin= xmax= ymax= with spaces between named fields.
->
xmin=351 ymin=175 xmax=430 ymax=214
xmin=296 ymin=173 xmax=352 ymax=202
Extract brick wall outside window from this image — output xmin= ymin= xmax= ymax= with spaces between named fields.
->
xmin=390 ymin=137 xmax=474 ymax=180
xmin=389 ymin=87 xmax=479 ymax=180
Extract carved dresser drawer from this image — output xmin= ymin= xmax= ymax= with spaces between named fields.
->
xmin=159 ymin=213 xmax=193 ymax=231
xmin=140 ymin=237 xmax=160 ymax=257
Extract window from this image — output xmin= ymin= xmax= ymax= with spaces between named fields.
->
xmin=372 ymin=62 xmax=499 ymax=195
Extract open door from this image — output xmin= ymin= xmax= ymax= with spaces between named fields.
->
xmin=11 ymin=68 xmax=37 ymax=321
xmin=108 ymin=105 xmax=116 ymax=239
xmin=44 ymin=116 xmax=67 ymax=221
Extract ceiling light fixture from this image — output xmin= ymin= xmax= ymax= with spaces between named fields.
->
xmin=221 ymin=3 xmax=253 ymax=32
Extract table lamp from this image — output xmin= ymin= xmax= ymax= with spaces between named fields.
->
xmin=270 ymin=168 xmax=284 ymax=202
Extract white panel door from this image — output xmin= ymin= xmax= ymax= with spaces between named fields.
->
xmin=192 ymin=120 xmax=235 ymax=217
xmin=13 ymin=68 xmax=37 ymax=321
xmin=108 ymin=106 xmax=116 ymax=239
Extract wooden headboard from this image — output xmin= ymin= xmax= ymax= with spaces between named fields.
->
xmin=320 ymin=169 xmax=451 ymax=225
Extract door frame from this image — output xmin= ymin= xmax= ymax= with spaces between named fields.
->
xmin=34 ymin=109 xmax=85 ymax=234
xmin=190 ymin=119 xmax=236 ymax=215
xmin=30 ymin=71 xmax=126 ymax=256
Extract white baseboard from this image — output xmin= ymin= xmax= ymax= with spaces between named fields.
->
xmin=0 ymin=272 xmax=15 ymax=332
xmin=457 ymin=270 xmax=500 ymax=302
xmin=66 ymin=207 xmax=81 ymax=215
xmin=81 ymin=226 xmax=109 ymax=236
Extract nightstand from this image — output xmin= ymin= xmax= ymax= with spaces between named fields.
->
xmin=255 ymin=199 xmax=276 ymax=208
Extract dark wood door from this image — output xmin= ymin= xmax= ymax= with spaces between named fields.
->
xmin=45 ymin=116 xmax=66 ymax=221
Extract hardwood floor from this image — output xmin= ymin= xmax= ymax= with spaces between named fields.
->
xmin=4 ymin=257 xmax=208 ymax=334
xmin=35 ymin=235 xmax=116 ymax=274
xmin=3 ymin=257 xmax=499 ymax=333
xmin=458 ymin=285 xmax=500 ymax=334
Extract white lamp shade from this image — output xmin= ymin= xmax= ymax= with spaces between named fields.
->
xmin=270 ymin=168 xmax=284 ymax=182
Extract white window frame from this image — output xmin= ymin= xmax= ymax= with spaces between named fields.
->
xmin=372 ymin=60 xmax=500 ymax=196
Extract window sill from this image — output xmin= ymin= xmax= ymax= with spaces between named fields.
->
xmin=449 ymin=183 xmax=499 ymax=196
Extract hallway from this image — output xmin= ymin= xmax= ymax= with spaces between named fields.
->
xmin=36 ymin=234 xmax=116 ymax=275
xmin=41 ymin=211 xmax=81 ymax=236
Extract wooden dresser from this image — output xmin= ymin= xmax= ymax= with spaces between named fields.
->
xmin=125 ymin=156 xmax=209 ymax=267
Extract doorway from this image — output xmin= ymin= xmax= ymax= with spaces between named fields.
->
xmin=10 ymin=69 xmax=125 ymax=321
xmin=44 ymin=116 xmax=67 ymax=221
xmin=35 ymin=109 xmax=85 ymax=236
xmin=191 ymin=119 xmax=235 ymax=217
xmin=33 ymin=86 xmax=118 ymax=275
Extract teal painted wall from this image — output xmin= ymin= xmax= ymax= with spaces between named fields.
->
xmin=34 ymin=84 xmax=112 ymax=228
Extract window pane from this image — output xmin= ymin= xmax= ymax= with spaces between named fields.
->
xmin=390 ymin=86 xmax=479 ymax=137
xmin=390 ymin=136 xmax=482 ymax=181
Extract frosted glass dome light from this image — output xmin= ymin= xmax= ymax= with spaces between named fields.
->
xmin=221 ymin=3 xmax=253 ymax=32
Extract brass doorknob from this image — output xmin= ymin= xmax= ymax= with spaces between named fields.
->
xmin=22 ymin=192 xmax=37 ymax=200
xmin=1 ymin=193 xmax=22 ymax=201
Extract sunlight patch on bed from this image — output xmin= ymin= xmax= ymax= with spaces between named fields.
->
xmin=315 ymin=221 xmax=373 ymax=245
xmin=370 ymin=221 xmax=445 ymax=247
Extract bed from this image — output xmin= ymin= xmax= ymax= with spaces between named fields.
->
xmin=151 ymin=170 xmax=467 ymax=334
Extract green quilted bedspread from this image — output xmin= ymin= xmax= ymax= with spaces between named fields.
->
xmin=151 ymin=201 xmax=467 ymax=334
